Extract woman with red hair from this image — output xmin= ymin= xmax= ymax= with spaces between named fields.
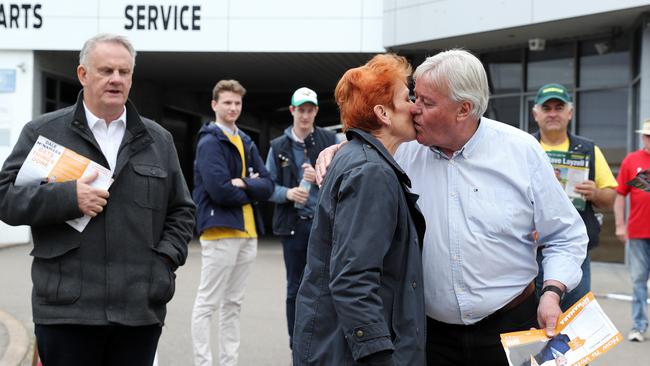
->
xmin=292 ymin=54 xmax=426 ymax=366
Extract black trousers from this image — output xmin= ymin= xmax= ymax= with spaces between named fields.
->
xmin=426 ymin=292 xmax=539 ymax=366
xmin=35 ymin=324 xmax=162 ymax=366
xmin=280 ymin=217 xmax=312 ymax=347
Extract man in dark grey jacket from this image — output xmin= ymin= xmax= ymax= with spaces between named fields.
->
xmin=0 ymin=34 xmax=195 ymax=366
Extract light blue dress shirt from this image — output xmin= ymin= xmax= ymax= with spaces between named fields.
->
xmin=395 ymin=117 xmax=588 ymax=325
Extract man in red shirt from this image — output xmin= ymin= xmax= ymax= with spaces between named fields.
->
xmin=614 ymin=119 xmax=650 ymax=342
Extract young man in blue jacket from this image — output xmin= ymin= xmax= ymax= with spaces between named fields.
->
xmin=265 ymin=87 xmax=338 ymax=349
xmin=191 ymin=79 xmax=273 ymax=366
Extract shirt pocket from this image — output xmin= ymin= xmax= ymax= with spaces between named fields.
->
xmin=132 ymin=164 xmax=168 ymax=210
xmin=466 ymin=186 xmax=513 ymax=234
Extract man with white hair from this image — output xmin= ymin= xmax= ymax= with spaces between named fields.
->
xmin=317 ymin=49 xmax=588 ymax=365
xmin=0 ymin=34 xmax=195 ymax=366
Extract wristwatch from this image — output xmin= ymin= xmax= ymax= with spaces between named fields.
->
xmin=541 ymin=285 xmax=564 ymax=300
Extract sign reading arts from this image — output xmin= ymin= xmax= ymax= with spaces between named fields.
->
xmin=0 ymin=3 xmax=42 ymax=29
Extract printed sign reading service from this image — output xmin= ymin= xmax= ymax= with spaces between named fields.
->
xmin=124 ymin=4 xmax=201 ymax=30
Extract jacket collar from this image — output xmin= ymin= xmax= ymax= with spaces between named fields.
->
xmin=201 ymin=121 xmax=252 ymax=146
xmin=345 ymin=128 xmax=412 ymax=188
xmin=71 ymin=90 xmax=149 ymax=143
xmin=70 ymin=90 xmax=153 ymax=175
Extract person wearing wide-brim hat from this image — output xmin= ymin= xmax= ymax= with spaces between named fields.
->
xmin=614 ymin=117 xmax=650 ymax=342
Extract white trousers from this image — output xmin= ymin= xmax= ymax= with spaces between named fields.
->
xmin=191 ymin=237 xmax=257 ymax=366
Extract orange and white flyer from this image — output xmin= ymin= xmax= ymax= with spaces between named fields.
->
xmin=15 ymin=135 xmax=113 ymax=232
xmin=500 ymin=292 xmax=622 ymax=366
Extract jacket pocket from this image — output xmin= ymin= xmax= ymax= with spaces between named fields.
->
xmin=30 ymin=241 xmax=82 ymax=304
xmin=148 ymin=248 xmax=176 ymax=304
xmin=132 ymin=164 xmax=168 ymax=210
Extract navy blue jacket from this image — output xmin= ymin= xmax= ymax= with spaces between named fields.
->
xmin=293 ymin=129 xmax=426 ymax=366
xmin=193 ymin=122 xmax=273 ymax=235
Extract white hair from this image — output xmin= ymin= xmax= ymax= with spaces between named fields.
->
xmin=413 ymin=49 xmax=489 ymax=120
xmin=79 ymin=33 xmax=136 ymax=68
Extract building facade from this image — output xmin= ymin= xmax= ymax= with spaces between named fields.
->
xmin=1 ymin=0 xmax=649 ymax=257
xmin=385 ymin=0 xmax=650 ymax=261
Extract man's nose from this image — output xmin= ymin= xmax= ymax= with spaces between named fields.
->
xmin=109 ymin=71 xmax=122 ymax=83
xmin=410 ymin=104 xmax=421 ymax=115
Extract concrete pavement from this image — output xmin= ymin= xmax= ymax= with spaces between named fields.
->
xmin=0 ymin=238 xmax=648 ymax=365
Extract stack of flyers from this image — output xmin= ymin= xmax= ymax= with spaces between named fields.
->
xmin=500 ymin=292 xmax=622 ymax=366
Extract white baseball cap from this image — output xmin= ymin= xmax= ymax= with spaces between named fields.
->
xmin=291 ymin=87 xmax=318 ymax=107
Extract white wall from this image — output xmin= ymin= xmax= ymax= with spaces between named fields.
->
xmin=383 ymin=0 xmax=650 ymax=47
xmin=0 ymin=0 xmax=384 ymax=53
xmin=0 ymin=51 xmax=34 ymax=245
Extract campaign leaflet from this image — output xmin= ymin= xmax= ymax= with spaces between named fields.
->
xmin=500 ymin=292 xmax=622 ymax=366
xmin=15 ymin=135 xmax=112 ymax=232
xmin=546 ymin=150 xmax=590 ymax=211
xmin=626 ymin=168 xmax=650 ymax=192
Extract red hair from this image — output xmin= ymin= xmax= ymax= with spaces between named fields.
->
xmin=335 ymin=54 xmax=411 ymax=132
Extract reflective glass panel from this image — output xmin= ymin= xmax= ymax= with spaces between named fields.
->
xmin=578 ymin=88 xmax=628 ymax=164
xmin=486 ymin=97 xmax=520 ymax=127
xmin=527 ymin=43 xmax=574 ymax=91
xmin=580 ymin=39 xmax=630 ymax=88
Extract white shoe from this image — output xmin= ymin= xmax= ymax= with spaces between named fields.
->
xmin=628 ymin=329 xmax=645 ymax=342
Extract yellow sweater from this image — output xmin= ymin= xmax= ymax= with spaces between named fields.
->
xmin=201 ymin=132 xmax=257 ymax=240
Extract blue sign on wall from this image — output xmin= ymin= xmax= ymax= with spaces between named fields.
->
xmin=0 ymin=69 xmax=17 ymax=93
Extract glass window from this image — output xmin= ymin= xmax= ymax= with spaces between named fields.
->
xmin=527 ymin=43 xmax=574 ymax=91
xmin=45 ymin=77 xmax=57 ymax=100
xmin=632 ymin=81 xmax=641 ymax=152
xmin=486 ymin=97 xmax=520 ymax=127
xmin=525 ymin=98 xmax=539 ymax=134
xmin=43 ymin=76 xmax=81 ymax=113
xmin=577 ymin=88 xmax=628 ymax=164
xmin=633 ymin=27 xmax=642 ymax=79
xmin=580 ymin=39 xmax=630 ymax=88
xmin=60 ymin=81 xmax=80 ymax=105
xmin=483 ymin=50 xmax=522 ymax=94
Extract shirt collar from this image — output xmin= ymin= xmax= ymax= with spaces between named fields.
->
xmin=291 ymin=127 xmax=314 ymax=144
xmin=460 ymin=117 xmax=485 ymax=158
xmin=429 ymin=117 xmax=485 ymax=160
xmin=215 ymin=121 xmax=237 ymax=136
xmin=83 ymin=102 xmax=126 ymax=129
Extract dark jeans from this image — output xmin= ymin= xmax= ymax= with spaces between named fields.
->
xmin=35 ymin=324 xmax=161 ymax=366
xmin=281 ymin=218 xmax=312 ymax=347
xmin=426 ymin=289 xmax=539 ymax=366
xmin=536 ymin=249 xmax=591 ymax=311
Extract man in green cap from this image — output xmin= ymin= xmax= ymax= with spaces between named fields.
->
xmin=265 ymin=87 xmax=338 ymax=351
xmin=531 ymin=83 xmax=617 ymax=310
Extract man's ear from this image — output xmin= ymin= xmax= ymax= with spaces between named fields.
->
xmin=211 ymin=100 xmax=218 ymax=112
xmin=456 ymin=100 xmax=472 ymax=121
xmin=77 ymin=65 xmax=87 ymax=87
xmin=373 ymin=105 xmax=390 ymax=126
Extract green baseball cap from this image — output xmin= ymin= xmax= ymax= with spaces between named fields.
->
xmin=535 ymin=83 xmax=572 ymax=105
